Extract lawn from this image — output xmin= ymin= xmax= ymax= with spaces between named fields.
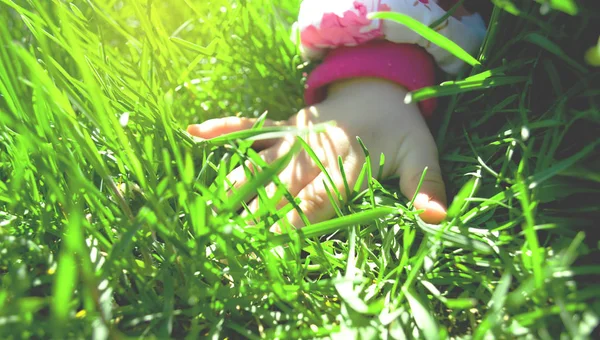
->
xmin=1 ymin=0 xmax=599 ymax=338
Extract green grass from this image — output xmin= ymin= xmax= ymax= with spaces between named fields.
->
xmin=1 ymin=0 xmax=599 ymax=338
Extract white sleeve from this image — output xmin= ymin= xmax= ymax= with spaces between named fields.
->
xmin=296 ymin=0 xmax=487 ymax=74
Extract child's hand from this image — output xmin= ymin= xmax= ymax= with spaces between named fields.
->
xmin=187 ymin=78 xmax=446 ymax=230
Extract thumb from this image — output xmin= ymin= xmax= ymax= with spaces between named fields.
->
xmin=396 ymin=132 xmax=447 ymax=224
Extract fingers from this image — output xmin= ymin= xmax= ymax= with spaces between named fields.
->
xmin=187 ymin=116 xmax=284 ymax=149
xmin=271 ymin=173 xmax=339 ymax=233
xmin=240 ymin=141 xmax=325 ymax=220
xmin=396 ymin=131 xmax=447 ymax=224
xmin=225 ymin=138 xmax=294 ymax=194
xmin=272 ymin=153 xmax=361 ymax=232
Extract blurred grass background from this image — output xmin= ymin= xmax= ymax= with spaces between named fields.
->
xmin=0 ymin=0 xmax=599 ymax=338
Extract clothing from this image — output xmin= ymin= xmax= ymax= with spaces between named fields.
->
xmin=296 ymin=0 xmax=487 ymax=117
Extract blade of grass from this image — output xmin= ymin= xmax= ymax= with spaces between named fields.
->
xmin=368 ymin=11 xmax=480 ymax=67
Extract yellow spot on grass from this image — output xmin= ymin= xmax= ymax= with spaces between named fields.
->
xmin=584 ymin=38 xmax=600 ymax=66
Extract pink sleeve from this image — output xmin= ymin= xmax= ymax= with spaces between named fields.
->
xmin=304 ymin=41 xmax=437 ymax=117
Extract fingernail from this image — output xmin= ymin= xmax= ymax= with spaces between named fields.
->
xmin=187 ymin=125 xmax=207 ymax=139
xmin=414 ymin=193 xmax=447 ymax=224
xmin=187 ymin=124 xmax=201 ymax=132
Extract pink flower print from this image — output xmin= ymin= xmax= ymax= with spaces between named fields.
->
xmin=379 ymin=4 xmax=391 ymax=11
xmin=301 ymin=1 xmax=390 ymax=49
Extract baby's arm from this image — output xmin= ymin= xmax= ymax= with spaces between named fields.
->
xmin=293 ymin=0 xmax=486 ymax=221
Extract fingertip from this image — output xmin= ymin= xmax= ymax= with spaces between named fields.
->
xmin=187 ymin=123 xmax=206 ymax=137
xmin=414 ymin=193 xmax=447 ymax=224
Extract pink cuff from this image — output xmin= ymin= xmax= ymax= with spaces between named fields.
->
xmin=304 ymin=41 xmax=437 ymax=117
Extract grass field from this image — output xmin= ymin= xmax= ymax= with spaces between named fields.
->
xmin=1 ymin=0 xmax=599 ymax=338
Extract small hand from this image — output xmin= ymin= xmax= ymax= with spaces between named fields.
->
xmin=187 ymin=78 xmax=447 ymax=231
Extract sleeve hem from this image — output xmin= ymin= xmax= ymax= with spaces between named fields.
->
xmin=304 ymin=41 xmax=437 ymax=118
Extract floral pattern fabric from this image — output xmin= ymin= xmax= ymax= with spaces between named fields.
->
xmin=296 ymin=0 xmax=487 ymax=74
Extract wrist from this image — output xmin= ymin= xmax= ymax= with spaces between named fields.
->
xmin=316 ymin=77 xmax=423 ymax=127
xmin=327 ymin=77 xmax=409 ymax=102
xmin=326 ymin=78 xmax=417 ymax=113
